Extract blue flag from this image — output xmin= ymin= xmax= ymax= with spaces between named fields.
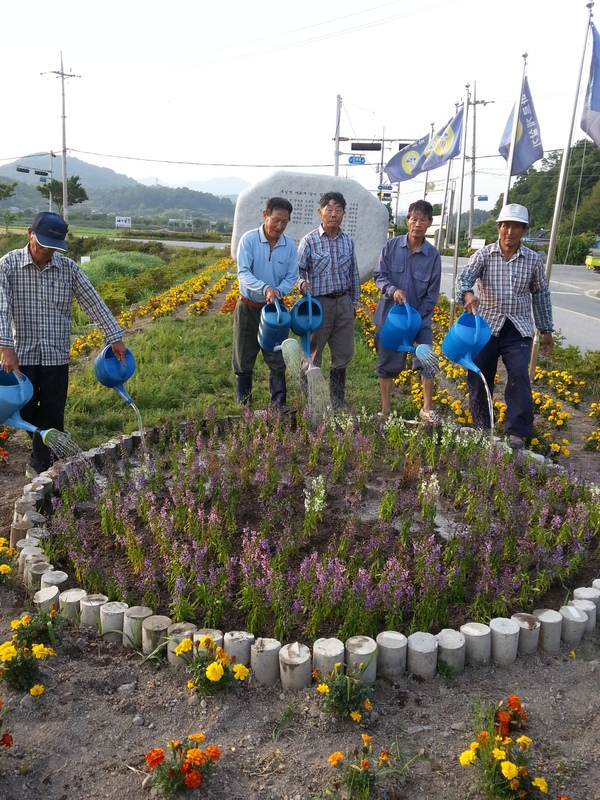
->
xmin=421 ymin=107 xmax=464 ymax=173
xmin=581 ymin=23 xmax=600 ymax=147
xmin=385 ymin=133 xmax=430 ymax=183
xmin=499 ymin=76 xmax=543 ymax=175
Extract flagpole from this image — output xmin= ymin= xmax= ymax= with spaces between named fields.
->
xmin=439 ymin=158 xmax=452 ymax=250
xmin=529 ymin=1 xmax=595 ymax=379
xmin=449 ymin=88 xmax=471 ymax=326
xmin=423 ymin=122 xmax=435 ymax=200
xmin=503 ymin=53 xmax=528 ymax=204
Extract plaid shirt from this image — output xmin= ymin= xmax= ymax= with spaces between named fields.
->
xmin=0 ymin=245 xmax=124 ymax=366
xmin=297 ymin=226 xmax=360 ymax=308
xmin=456 ymin=240 xmax=553 ymax=337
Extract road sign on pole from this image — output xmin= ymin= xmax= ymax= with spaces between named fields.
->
xmin=378 ymin=185 xmax=393 ymax=191
xmin=348 ymin=155 xmax=366 ymax=165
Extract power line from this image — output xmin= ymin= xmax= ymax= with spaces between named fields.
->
xmin=70 ymin=148 xmax=334 ymax=169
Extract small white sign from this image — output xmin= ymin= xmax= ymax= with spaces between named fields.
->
xmin=470 ymin=238 xmax=486 ymax=250
xmin=80 ymin=256 xmax=91 ymax=264
xmin=115 ymin=216 xmax=132 ymax=228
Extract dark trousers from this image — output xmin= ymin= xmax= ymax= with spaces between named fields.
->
xmin=231 ymin=300 xmax=286 ymax=378
xmin=20 ymin=364 xmax=69 ymax=471
xmin=467 ymin=319 xmax=533 ymax=438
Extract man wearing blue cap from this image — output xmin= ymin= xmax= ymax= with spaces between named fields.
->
xmin=0 ymin=212 xmax=126 ymax=476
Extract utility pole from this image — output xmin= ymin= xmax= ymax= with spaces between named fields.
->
xmin=334 ymin=94 xmax=342 ymax=177
xmin=468 ymin=82 xmax=494 ymax=243
xmin=42 ymin=53 xmax=80 ymax=222
xmin=422 ymin=122 xmax=435 ymax=201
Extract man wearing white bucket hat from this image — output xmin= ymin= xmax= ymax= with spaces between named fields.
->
xmin=457 ymin=202 xmax=553 ymax=449
xmin=0 ymin=212 xmax=126 ymax=476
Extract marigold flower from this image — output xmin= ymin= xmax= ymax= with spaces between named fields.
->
xmin=187 ymin=680 xmax=195 ymax=689
xmin=532 ymin=777 xmax=548 ymax=793
xmin=360 ymin=759 xmax=370 ymax=770
xmin=361 ymin=734 xmax=372 ymax=745
xmin=379 ymin=750 xmax=391 ymax=764
xmin=233 ymin=663 xmax=249 ymax=681
xmin=167 ymin=740 xmax=180 ymax=750
xmin=188 ymin=733 xmax=205 ymax=742
xmin=328 ymin=751 xmax=344 ymax=766
xmin=316 ymin=683 xmax=330 ymax=694
xmin=1 ymin=733 xmax=13 ymax=748
xmin=186 ymin=748 xmax=207 ymax=766
xmin=476 ymin=731 xmax=490 ymax=744
xmin=350 ymin=711 xmax=362 ymax=722
xmin=501 ymin=760 xmax=518 ymax=780
xmin=145 ymin=748 xmax=165 ymax=769
xmin=199 ymin=635 xmax=215 ymax=649
xmin=10 ymin=619 xmax=22 ymax=630
xmin=205 ymin=661 xmax=224 ymax=682
xmin=184 ymin=769 xmax=202 ymax=789
xmin=180 ymin=760 xmax=193 ymax=774
xmin=174 ymin=637 xmax=193 ymax=656
xmin=363 ymin=700 xmax=372 ymax=711
xmin=492 ymin=748 xmax=506 ymax=760
xmin=311 ymin=669 xmax=321 ymax=679
xmin=469 ymin=741 xmax=480 ymax=752
xmin=510 ymin=778 xmax=520 ymax=791
xmin=215 ymin=646 xmax=229 ymax=664
xmin=205 ymin=745 xmax=222 ymax=761
xmin=516 ymin=735 xmax=532 ymax=750
xmin=459 ymin=749 xmax=477 ymax=766
xmin=0 ymin=565 xmax=11 ymax=575
xmin=496 ymin=709 xmax=512 ymax=738
xmin=29 ymin=684 xmax=44 ymax=697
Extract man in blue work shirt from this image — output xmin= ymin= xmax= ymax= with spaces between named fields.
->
xmin=297 ymin=192 xmax=359 ymax=409
xmin=233 ymin=197 xmax=298 ymax=407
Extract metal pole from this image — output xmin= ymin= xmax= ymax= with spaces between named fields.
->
xmin=503 ymin=53 xmax=528 ymax=204
xmin=334 ymin=94 xmax=342 ymax=177
xmin=48 ymin=151 xmax=54 ymax=213
xmin=468 ymin=82 xmax=477 ymax=244
xmin=60 ymin=52 xmax=69 ymax=222
xmin=423 ymin=122 xmax=435 ymax=200
xmin=529 ymin=1 xmax=594 ymax=379
xmin=439 ymin=159 xmax=452 ymax=250
xmin=449 ymin=88 xmax=471 ymax=325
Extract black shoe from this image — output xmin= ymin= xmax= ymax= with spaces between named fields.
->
xmin=508 ymin=435 xmax=526 ymax=450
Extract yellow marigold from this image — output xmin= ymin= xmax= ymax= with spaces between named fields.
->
xmin=233 ymin=663 xmax=249 ymax=681
xmin=361 ymin=734 xmax=372 ymax=745
xmin=501 ymin=760 xmax=519 ymax=780
xmin=205 ymin=661 xmax=224 ymax=682
xmin=0 ymin=537 xmax=6 ymax=546
xmin=10 ymin=620 xmax=23 ymax=630
xmin=516 ymin=735 xmax=532 ymax=750
xmin=532 ymin=777 xmax=548 ymax=793
xmin=316 ymin=683 xmax=330 ymax=694
xmin=0 ymin=565 xmax=11 ymax=575
xmin=459 ymin=749 xmax=477 ymax=766
xmin=215 ymin=646 xmax=229 ymax=664
xmin=0 ymin=643 xmax=17 ymax=662
xmin=187 ymin=680 xmax=195 ymax=689
xmin=350 ymin=711 xmax=362 ymax=722
xmin=199 ymin=635 xmax=215 ymax=649
xmin=363 ymin=700 xmax=372 ymax=711
xmin=328 ymin=751 xmax=344 ymax=766
xmin=167 ymin=740 xmax=181 ymax=750
xmin=188 ymin=733 xmax=206 ymax=742
xmin=174 ymin=637 xmax=193 ymax=656
xmin=492 ymin=748 xmax=506 ymax=760
xmin=469 ymin=741 xmax=480 ymax=752
xmin=29 ymin=684 xmax=44 ymax=697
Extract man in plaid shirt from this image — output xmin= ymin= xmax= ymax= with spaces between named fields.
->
xmin=456 ymin=203 xmax=553 ymax=449
xmin=0 ymin=212 xmax=126 ymax=475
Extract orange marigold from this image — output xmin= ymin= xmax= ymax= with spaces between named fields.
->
xmin=205 ymin=744 xmax=222 ymax=761
xmin=184 ymin=770 xmax=202 ymax=789
xmin=145 ymin=748 xmax=165 ymax=769
xmin=186 ymin=748 xmax=207 ymax=766
xmin=360 ymin=759 xmax=370 ymax=770
xmin=180 ymin=760 xmax=193 ymax=774
xmin=496 ymin=710 xmax=512 ymax=739
xmin=477 ymin=731 xmax=490 ymax=744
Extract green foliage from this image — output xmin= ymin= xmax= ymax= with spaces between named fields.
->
xmin=81 ymin=250 xmax=166 ymax=286
xmin=315 ymin=659 xmax=374 ymax=721
xmin=177 ymin=635 xmax=248 ymax=696
xmin=36 ymin=174 xmax=88 ymax=213
xmin=0 ymin=182 xmax=16 ymax=202
xmin=555 ymin=231 xmax=596 ymax=266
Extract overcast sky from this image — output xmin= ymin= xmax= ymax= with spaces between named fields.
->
xmin=1 ymin=0 xmax=593 ymax=210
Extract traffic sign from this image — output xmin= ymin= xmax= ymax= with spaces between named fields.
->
xmin=348 ymin=155 xmax=366 ymax=165
xmin=378 ymin=185 xmax=393 ymax=191
xmin=477 ymin=195 xmax=488 ymax=201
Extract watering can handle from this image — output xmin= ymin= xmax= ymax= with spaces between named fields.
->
xmin=305 ymin=290 xmax=313 ymax=328
xmin=273 ymin=296 xmax=282 ymax=324
xmin=17 ymin=372 xmax=28 ymax=404
xmin=474 ymin=311 xmax=480 ymax=345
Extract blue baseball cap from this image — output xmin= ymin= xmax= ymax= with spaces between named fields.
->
xmin=31 ymin=212 xmax=68 ymax=251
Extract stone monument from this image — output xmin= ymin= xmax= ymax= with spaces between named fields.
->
xmin=231 ymin=171 xmax=389 ymax=283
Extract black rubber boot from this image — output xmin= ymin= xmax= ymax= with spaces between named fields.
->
xmin=236 ymin=374 xmax=253 ymax=406
xmin=329 ymin=368 xmax=346 ymax=409
xmin=269 ymin=372 xmax=287 ymax=408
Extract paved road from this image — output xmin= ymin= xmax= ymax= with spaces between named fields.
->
xmin=441 ymin=257 xmax=600 ymax=352
xmin=126 ymin=238 xmax=229 ymax=250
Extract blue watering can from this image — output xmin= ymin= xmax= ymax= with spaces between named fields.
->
xmin=441 ymin=311 xmax=491 ymax=374
xmin=94 ymin=345 xmax=136 ymax=404
xmin=257 ymin=298 xmax=291 ymax=353
xmin=289 ymin=291 xmax=323 ymax=357
xmin=380 ymin=302 xmax=422 ymax=353
xmin=0 ymin=370 xmax=60 ymax=444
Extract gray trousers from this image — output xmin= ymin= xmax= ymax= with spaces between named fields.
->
xmin=232 ymin=300 xmax=285 ymax=377
xmin=310 ymin=294 xmax=355 ymax=370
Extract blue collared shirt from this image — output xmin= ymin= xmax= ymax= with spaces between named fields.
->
xmin=236 ymin=226 xmax=298 ymax=303
xmin=372 ymin=235 xmax=441 ymax=328
xmin=297 ymin=226 xmax=360 ymax=308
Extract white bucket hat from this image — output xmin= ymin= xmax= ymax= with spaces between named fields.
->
xmin=497 ymin=203 xmax=529 ymax=225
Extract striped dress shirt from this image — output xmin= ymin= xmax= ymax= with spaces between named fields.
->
xmin=456 ymin=240 xmax=553 ymax=337
xmin=0 ymin=245 xmax=124 ymax=366
xmin=297 ymin=226 xmax=360 ymax=308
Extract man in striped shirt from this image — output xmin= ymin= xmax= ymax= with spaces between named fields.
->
xmin=0 ymin=212 xmax=126 ymax=475
xmin=297 ymin=192 xmax=359 ymax=409
xmin=456 ymin=203 xmax=553 ymax=449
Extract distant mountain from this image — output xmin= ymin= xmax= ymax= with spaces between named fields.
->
xmin=0 ymin=156 xmax=235 ymax=218
xmin=137 ymin=176 xmax=250 ymax=199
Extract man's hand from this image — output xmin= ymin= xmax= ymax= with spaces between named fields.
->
xmin=541 ymin=332 xmax=554 ymax=358
xmin=111 ymin=340 xmax=127 ymax=365
xmin=393 ymin=288 xmax=406 ymax=304
xmin=0 ymin=347 xmax=21 ymax=378
xmin=265 ymin=286 xmax=280 ymax=304
xmin=299 ymin=280 xmax=312 ymax=297
xmin=463 ymin=291 xmax=479 ymax=314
